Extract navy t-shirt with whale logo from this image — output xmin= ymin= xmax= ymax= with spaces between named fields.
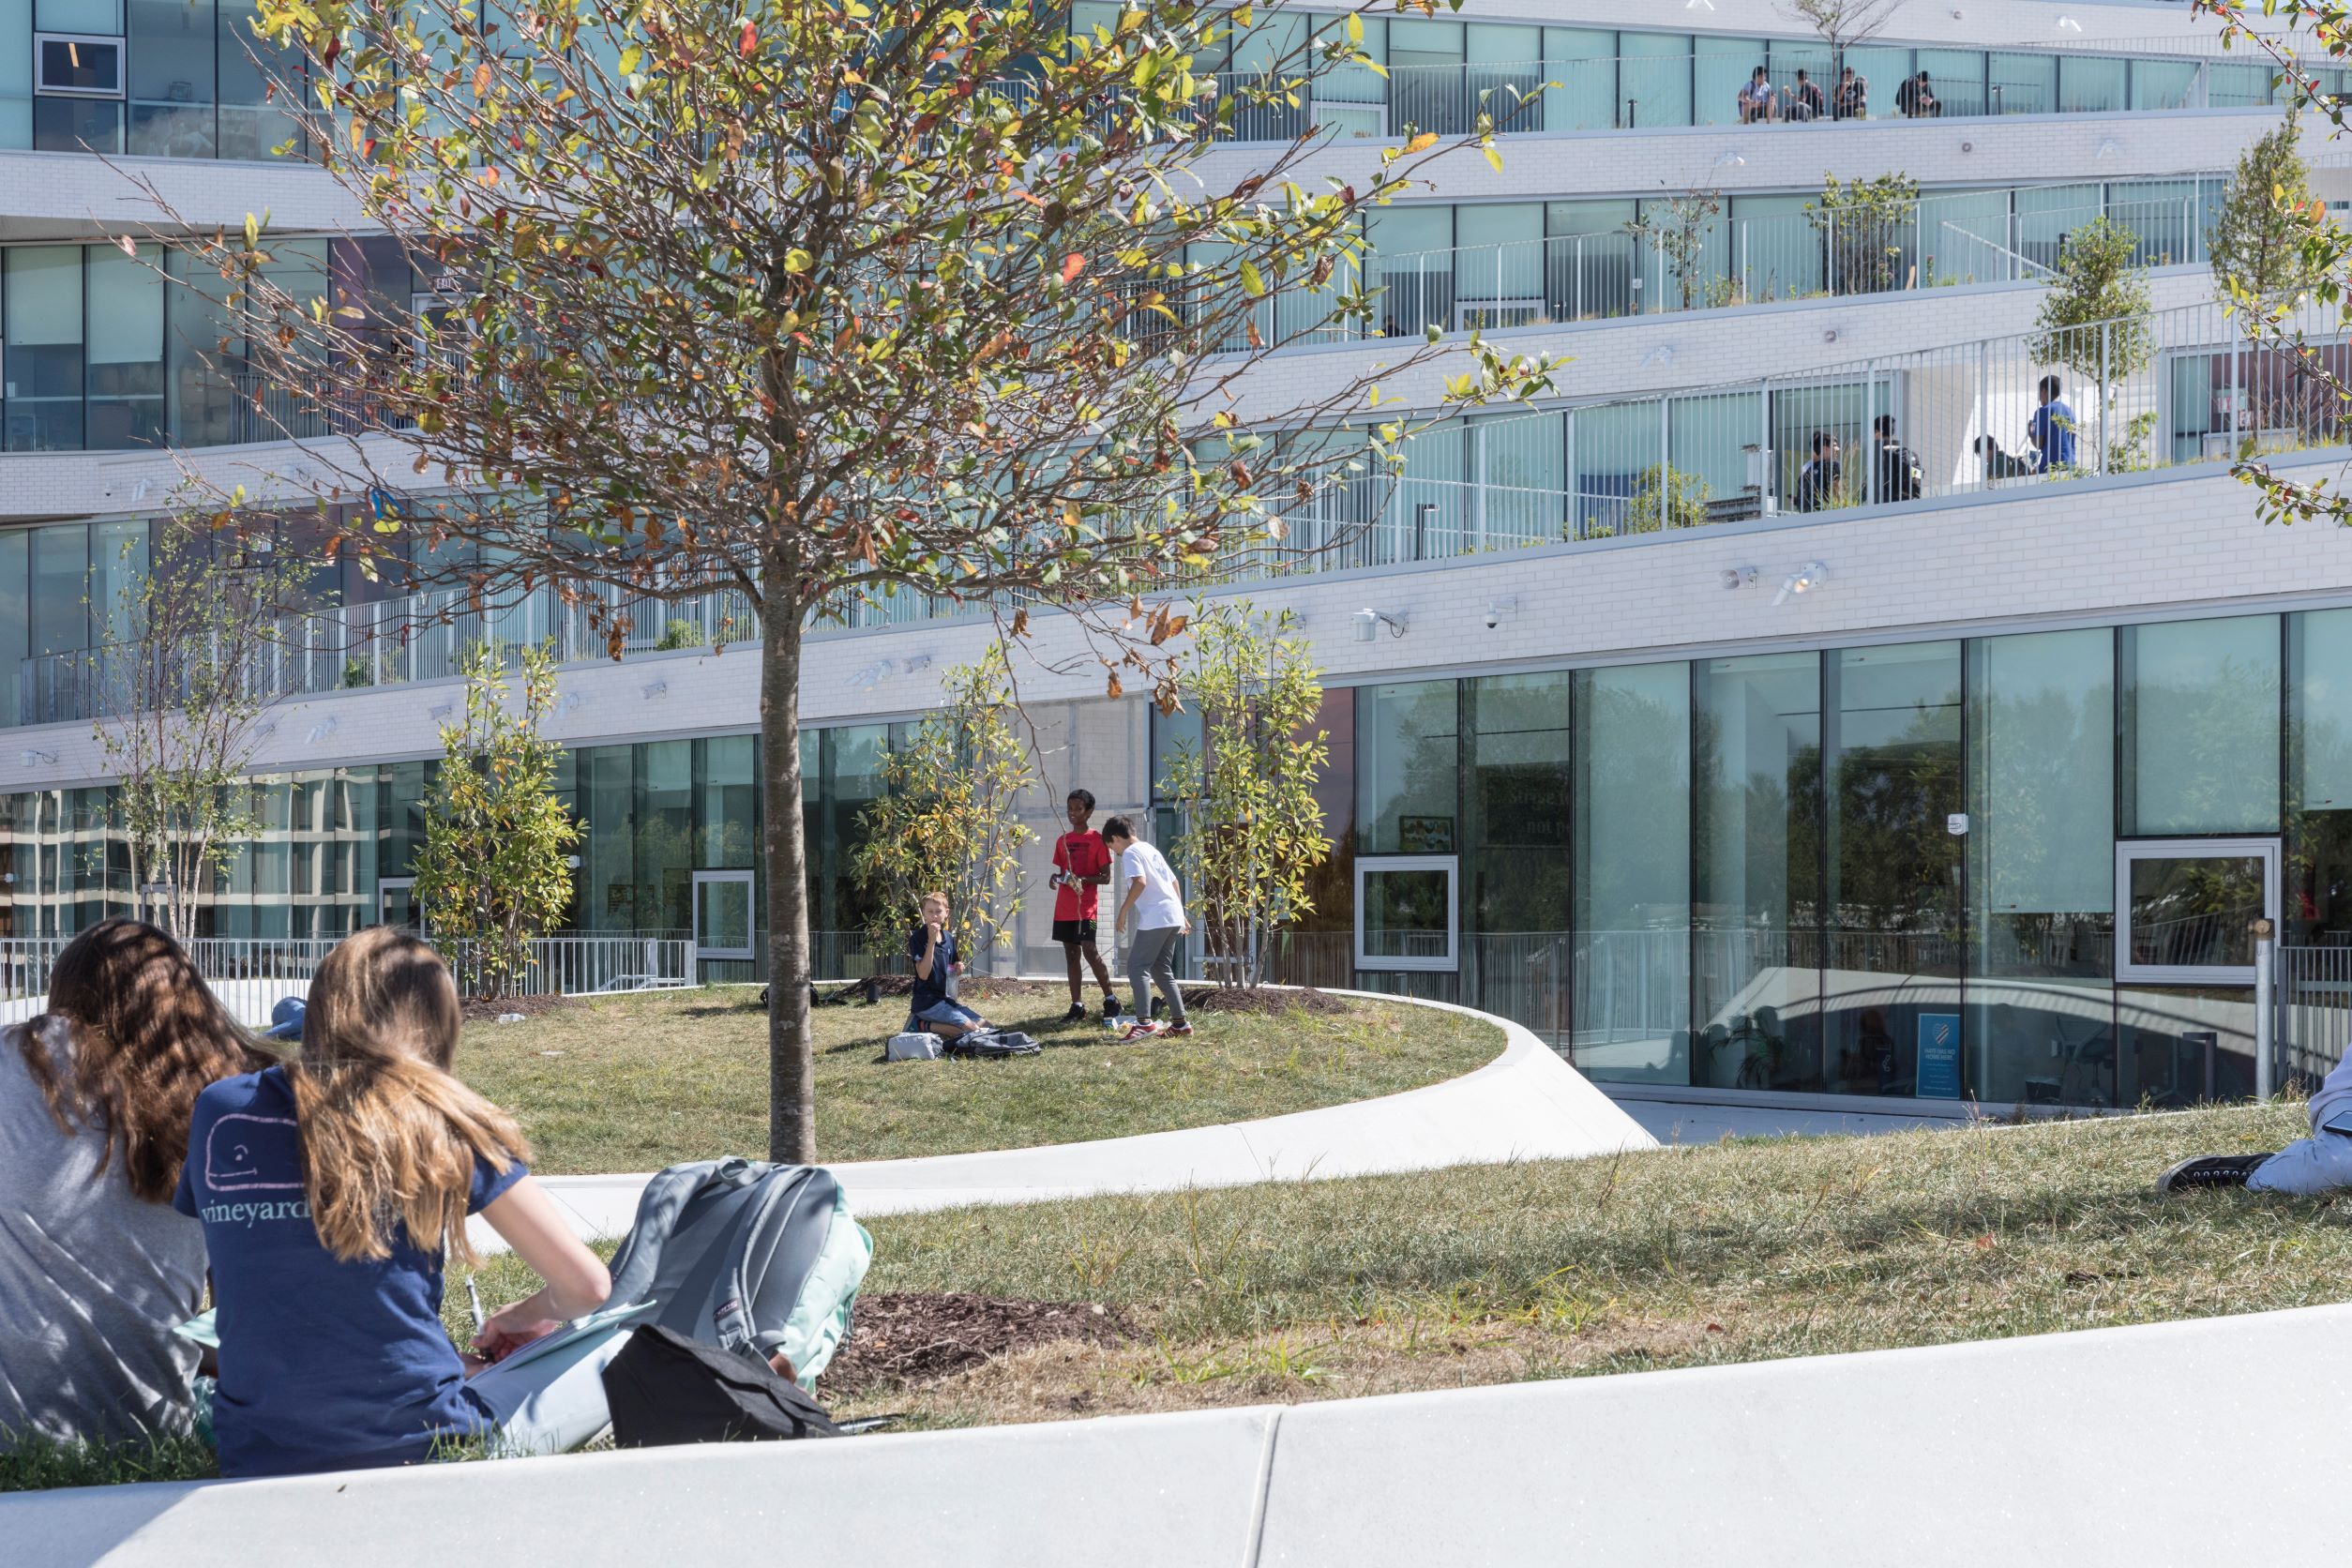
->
xmin=173 ymin=1064 xmax=525 ymax=1477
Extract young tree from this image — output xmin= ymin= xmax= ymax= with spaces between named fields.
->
xmin=2211 ymin=112 xmax=2321 ymax=315
xmin=86 ymin=519 xmax=312 ymax=939
xmin=2028 ymin=216 xmax=2155 ymax=471
xmin=1811 ymin=171 xmax=1920 ymax=296
xmin=414 ymin=641 xmax=582 ymax=1000
xmin=849 ymin=645 xmax=1033 ymax=971
xmin=151 ymin=0 xmax=1556 ymax=1160
xmin=1778 ymin=0 xmax=1907 ymax=83
xmin=1159 ymin=600 xmax=1331 ymax=989
xmin=1625 ymin=189 xmax=1724 ymax=311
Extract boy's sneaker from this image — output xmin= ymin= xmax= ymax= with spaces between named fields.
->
xmin=1101 ymin=995 xmax=1123 ymax=1019
xmin=1061 ymin=1003 xmax=1088 ymax=1024
xmin=1120 ymin=1021 xmax=1164 ymax=1042
xmin=2156 ymin=1153 xmax=2274 ymax=1195
xmin=1164 ymin=1023 xmax=1194 ymax=1038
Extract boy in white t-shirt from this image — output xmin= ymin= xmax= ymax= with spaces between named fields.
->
xmin=1101 ymin=816 xmax=1192 ymax=1039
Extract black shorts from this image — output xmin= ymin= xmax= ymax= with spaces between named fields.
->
xmin=1052 ymin=918 xmax=1099 ymax=945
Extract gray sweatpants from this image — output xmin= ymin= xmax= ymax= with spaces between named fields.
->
xmin=1128 ymin=926 xmax=1188 ymax=1025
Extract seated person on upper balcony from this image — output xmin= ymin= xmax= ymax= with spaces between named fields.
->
xmin=1739 ymin=68 xmax=1777 ymax=124
xmin=1895 ymin=70 xmax=1939 ymax=117
xmin=1789 ymin=69 xmax=1825 ymax=122
xmin=1793 ymin=430 xmax=1843 ymax=511
xmin=1834 ymin=66 xmax=1868 ymax=120
xmin=2028 ymin=375 xmax=2078 ymax=472
xmin=2159 ymin=1050 xmax=2352 ymax=1196
xmin=1874 ymin=415 xmax=1923 ymax=503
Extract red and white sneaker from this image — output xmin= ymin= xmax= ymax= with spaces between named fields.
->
xmin=1163 ymin=1023 xmax=1195 ymax=1038
xmin=1120 ymin=1021 xmax=1164 ymax=1042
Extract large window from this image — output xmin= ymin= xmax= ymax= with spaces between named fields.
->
xmin=1694 ymin=652 xmax=1823 ymax=1092
xmin=2118 ymin=616 xmax=2281 ymax=837
xmin=1462 ymin=673 xmax=1571 ymax=1032
xmin=1572 ymin=661 xmax=1690 ymax=1083
xmin=1825 ymin=641 xmax=1963 ymax=1097
xmin=2287 ymin=610 xmax=2352 ymax=943
xmin=1966 ymin=629 xmax=2116 ymax=1106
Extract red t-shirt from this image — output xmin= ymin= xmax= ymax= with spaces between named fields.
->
xmin=1052 ymin=831 xmax=1110 ymax=921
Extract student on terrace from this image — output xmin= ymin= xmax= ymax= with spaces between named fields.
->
xmin=178 ymin=927 xmax=611 ymax=1477
xmin=0 ymin=918 xmax=275 ymax=1450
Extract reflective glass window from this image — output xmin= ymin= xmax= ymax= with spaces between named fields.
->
xmin=2118 ymin=616 xmax=2281 ymax=837
xmin=1571 ymin=661 xmax=1690 ymax=1083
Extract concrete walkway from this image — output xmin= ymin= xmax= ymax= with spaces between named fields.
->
xmin=483 ymin=998 xmax=1657 ymax=1250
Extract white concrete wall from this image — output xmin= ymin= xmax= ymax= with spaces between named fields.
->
xmin=10 ymin=1300 xmax=2348 ymax=1568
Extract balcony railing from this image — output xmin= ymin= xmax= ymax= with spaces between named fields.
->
xmin=20 ymin=297 xmax=2342 ymax=726
xmin=1242 ymin=190 xmax=2209 ymax=348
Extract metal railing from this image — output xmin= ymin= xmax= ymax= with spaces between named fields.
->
xmin=1249 ymin=191 xmax=2207 ymax=347
xmin=0 ymin=931 xmax=689 ymax=1008
xmin=2274 ymin=943 xmax=2352 ymax=1087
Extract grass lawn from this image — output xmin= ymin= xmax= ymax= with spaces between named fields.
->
xmin=17 ymin=1098 xmax=2348 ymax=1490
xmin=452 ymin=984 xmax=1504 ymax=1174
xmin=805 ymin=1097 xmax=2349 ymax=1429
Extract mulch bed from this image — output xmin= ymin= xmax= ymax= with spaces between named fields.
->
xmin=1187 ymin=985 xmax=1349 ymax=1017
xmin=821 ymin=1291 xmax=1133 ymax=1396
xmin=460 ymin=992 xmax=573 ymax=1022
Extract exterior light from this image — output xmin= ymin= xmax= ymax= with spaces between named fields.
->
xmin=1352 ymin=608 xmax=1407 ymax=642
xmin=1773 ymin=562 xmax=1828 ymax=606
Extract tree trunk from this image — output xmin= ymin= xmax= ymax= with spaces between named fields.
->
xmin=760 ymin=593 xmax=816 ymax=1164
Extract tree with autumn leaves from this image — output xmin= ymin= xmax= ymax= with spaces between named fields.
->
xmin=154 ymin=0 xmax=1555 ymax=1160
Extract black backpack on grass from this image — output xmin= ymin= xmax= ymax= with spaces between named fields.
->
xmin=602 ymin=1324 xmax=841 ymax=1448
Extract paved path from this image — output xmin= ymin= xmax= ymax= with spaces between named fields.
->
xmin=1611 ymin=1094 xmax=1971 ymax=1144
xmin=481 ymin=1000 xmax=1657 ymax=1250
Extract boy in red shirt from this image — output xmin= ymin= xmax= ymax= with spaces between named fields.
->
xmin=1051 ymin=789 xmax=1121 ymax=1022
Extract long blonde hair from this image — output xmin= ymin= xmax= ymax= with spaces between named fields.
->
xmin=288 ymin=927 xmax=530 ymax=1263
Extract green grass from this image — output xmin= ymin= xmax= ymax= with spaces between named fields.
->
xmin=0 ymin=1430 xmax=219 ymax=1492
xmin=14 ymin=1097 xmax=2348 ymax=1489
xmin=452 ymin=986 xmax=1505 ymax=1174
xmin=808 ymin=1097 xmax=2351 ymax=1427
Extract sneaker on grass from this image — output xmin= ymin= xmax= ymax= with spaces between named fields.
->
xmin=1164 ymin=1023 xmax=1194 ymax=1038
xmin=1100 ymin=994 xmax=1123 ymax=1019
xmin=1120 ymin=1021 xmax=1164 ymax=1043
xmin=1061 ymin=1003 xmax=1088 ymax=1024
xmin=2156 ymin=1153 xmax=2274 ymax=1195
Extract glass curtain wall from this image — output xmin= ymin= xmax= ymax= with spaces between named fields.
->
xmin=1571 ymin=662 xmax=1690 ymax=1082
xmin=1966 ymin=629 xmax=2116 ymax=1106
xmin=1461 ymin=673 xmax=1571 ymax=1036
xmin=1693 ymin=652 xmax=1823 ymax=1092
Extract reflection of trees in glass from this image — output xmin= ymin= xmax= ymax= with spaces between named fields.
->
xmin=1827 ymin=701 xmax=1961 ymax=944
xmin=1975 ymin=679 xmax=2115 ymax=974
xmin=1360 ymin=683 xmax=1458 ymax=853
xmin=2127 ymin=651 xmax=2278 ymax=836
xmin=1572 ymin=676 xmax=1688 ymax=929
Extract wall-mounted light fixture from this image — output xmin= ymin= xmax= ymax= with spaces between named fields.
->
xmin=641 ymin=679 xmax=669 ymax=701
xmin=1352 ymin=608 xmax=1409 ymax=642
xmin=557 ymin=691 xmax=586 ymax=717
xmin=1721 ymin=566 xmax=1758 ymax=591
xmin=428 ymin=702 xmax=455 ymax=722
xmin=1772 ymin=561 xmax=1829 ymax=607
xmin=307 ymin=716 xmax=339 ymax=745
xmin=18 ymin=749 xmax=56 ymax=768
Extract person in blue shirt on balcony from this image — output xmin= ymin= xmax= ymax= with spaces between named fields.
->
xmin=2028 ymin=375 xmax=2078 ymax=472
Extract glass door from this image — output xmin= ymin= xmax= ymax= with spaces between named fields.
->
xmin=692 ymin=869 xmax=756 ymax=962
xmin=376 ymin=876 xmax=417 ymax=931
xmin=2114 ymin=838 xmax=2278 ymax=985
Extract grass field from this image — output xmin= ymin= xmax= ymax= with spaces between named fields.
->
xmin=451 ymin=984 xmax=1505 ymax=1174
xmin=17 ymin=1095 xmax=2347 ymax=1489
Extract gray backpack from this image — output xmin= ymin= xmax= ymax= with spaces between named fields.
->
xmin=602 ymin=1159 xmax=873 ymax=1385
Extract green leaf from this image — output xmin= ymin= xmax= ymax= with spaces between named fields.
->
xmin=784 ymin=249 xmax=813 ymax=274
xmin=1239 ymin=260 xmax=1264 ymax=296
xmin=1346 ymin=12 xmax=1363 ymax=43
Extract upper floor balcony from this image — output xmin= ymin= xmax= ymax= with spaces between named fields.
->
xmin=8 ymin=294 xmax=2340 ymax=730
xmin=0 ymin=173 xmax=2230 ymax=456
xmin=0 ymin=4 xmax=2289 ymax=172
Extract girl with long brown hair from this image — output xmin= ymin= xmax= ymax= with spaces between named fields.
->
xmin=1 ymin=917 xmax=273 ymax=1449
xmin=176 ymin=926 xmax=609 ymax=1478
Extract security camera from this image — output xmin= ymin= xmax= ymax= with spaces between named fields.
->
xmin=1482 ymin=598 xmax=1515 ymax=631
xmin=1484 ymin=606 xmax=1500 ymax=630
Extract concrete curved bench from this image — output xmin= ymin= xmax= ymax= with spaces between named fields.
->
xmin=494 ymin=991 xmax=1658 ymax=1249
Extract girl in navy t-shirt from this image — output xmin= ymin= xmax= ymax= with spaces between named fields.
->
xmin=176 ymin=927 xmax=611 ymax=1477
